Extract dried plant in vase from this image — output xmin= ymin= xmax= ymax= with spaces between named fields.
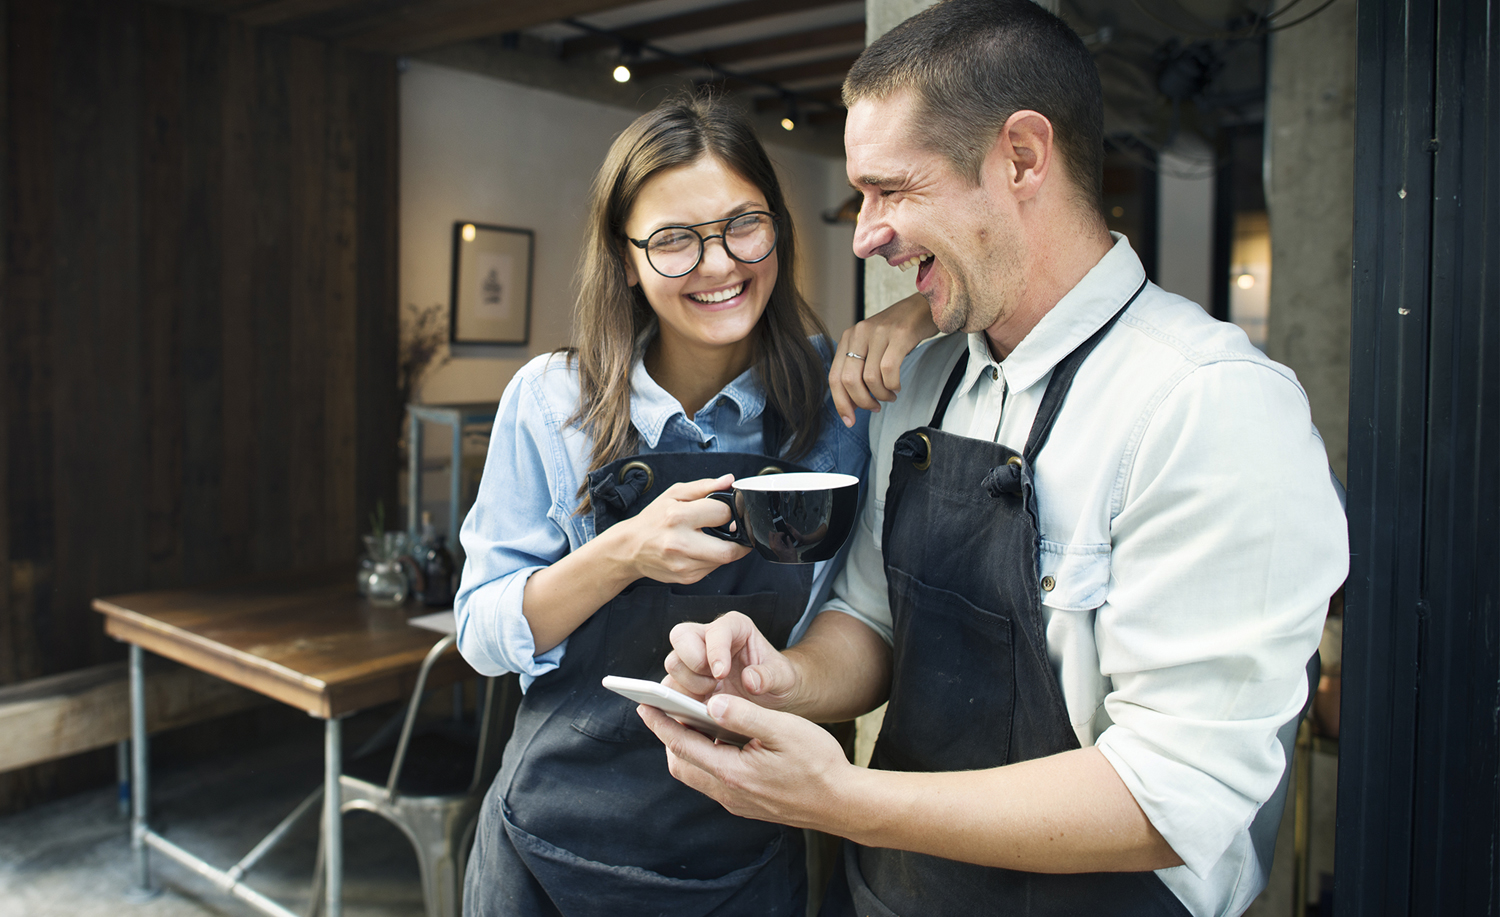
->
xmin=398 ymin=302 xmax=451 ymax=408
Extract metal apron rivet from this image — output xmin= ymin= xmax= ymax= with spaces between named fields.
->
xmin=756 ymin=465 xmax=784 ymax=476
xmin=620 ymin=460 xmax=654 ymax=492
xmin=1041 ymin=575 xmax=1056 ymax=591
xmin=1007 ymin=456 xmax=1023 ymax=468
xmin=913 ymin=432 xmax=933 ymax=471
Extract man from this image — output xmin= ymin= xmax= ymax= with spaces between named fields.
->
xmin=638 ymin=2 xmax=1348 ymax=915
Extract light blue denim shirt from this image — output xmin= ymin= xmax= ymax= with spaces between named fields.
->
xmin=454 ymin=340 xmax=870 ymax=689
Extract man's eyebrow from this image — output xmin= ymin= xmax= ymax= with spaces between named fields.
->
xmin=850 ymin=175 xmax=898 ymax=190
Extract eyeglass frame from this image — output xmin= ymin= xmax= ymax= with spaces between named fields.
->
xmin=626 ymin=210 xmax=780 ymax=278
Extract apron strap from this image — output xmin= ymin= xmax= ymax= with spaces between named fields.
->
xmin=1021 ymin=277 xmax=1148 ymax=464
xmin=761 ymin=402 xmax=787 ymax=459
xmin=929 ymin=350 xmax=971 ymax=429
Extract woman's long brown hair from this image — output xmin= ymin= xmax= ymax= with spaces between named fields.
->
xmin=567 ymin=94 xmax=832 ymax=511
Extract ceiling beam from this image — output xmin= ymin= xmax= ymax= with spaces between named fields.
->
xmin=631 ymin=20 xmax=864 ymax=80
xmin=754 ymin=85 xmax=843 ymax=111
xmin=700 ymin=52 xmax=859 ymax=92
xmin=343 ymin=0 xmax=640 ymax=54
xmin=232 ymin=0 xmax=374 ymax=27
xmin=561 ymin=0 xmax=851 ymax=59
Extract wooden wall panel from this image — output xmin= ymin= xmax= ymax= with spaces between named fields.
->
xmin=6 ymin=0 xmax=56 ymax=690
xmin=322 ymin=48 xmax=360 ymax=565
xmin=51 ymin=0 xmax=148 ymax=676
xmin=287 ymin=36 xmax=328 ymax=568
xmin=0 ymin=0 xmax=400 ymax=814
xmin=219 ymin=18 xmax=256 ymax=570
xmin=353 ymin=47 xmax=399 ymax=557
xmin=178 ymin=9 xmax=228 ymax=586
xmin=141 ymin=1 xmax=187 ymax=589
xmin=0 ymin=0 xmax=10 ymax=693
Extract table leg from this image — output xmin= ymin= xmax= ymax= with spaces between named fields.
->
xmin=128 ymin=645 xmax=157 ymax=900
xmin=323 ymin=717 xmax=343 ymax=917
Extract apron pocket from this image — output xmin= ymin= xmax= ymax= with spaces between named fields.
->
xmin=877 ymin=567 xmax=1015 ymax=773
xmin=842 ymin=842 xmax=903 ymax=917
xmin=501 ymin=802 xmax=794 ymax=917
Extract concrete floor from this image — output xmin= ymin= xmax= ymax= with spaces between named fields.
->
xmin=0 ymin=723 xmax=1339 ymax=917
xmin=0 ymin=729 xmax=425 ymax=917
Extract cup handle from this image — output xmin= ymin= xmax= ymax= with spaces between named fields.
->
xmin=704 ymin=491 xmax=749 ymax=546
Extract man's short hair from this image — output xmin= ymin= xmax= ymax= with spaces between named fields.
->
xmin=843 ymin=0 xmax=1104 ymax=213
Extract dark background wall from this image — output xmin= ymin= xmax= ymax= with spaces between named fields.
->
xmin=0 ymin=0 xmax=400 ymax=813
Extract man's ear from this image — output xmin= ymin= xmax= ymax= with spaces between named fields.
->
xmin=985 ymin=110 xmax=1054 ymax=203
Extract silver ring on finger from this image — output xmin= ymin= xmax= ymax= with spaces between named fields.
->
xmin=846 ymin=352 xmax=866 ymax=360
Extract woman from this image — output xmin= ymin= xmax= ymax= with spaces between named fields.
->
xmin=454 ymin=94 xmax=928 ymax=917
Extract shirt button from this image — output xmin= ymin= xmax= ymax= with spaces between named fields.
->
xmin=1041 ymin=575 xmax=1056 ymax=592
xmin=991 ymin=366 xmax=999 ymax=382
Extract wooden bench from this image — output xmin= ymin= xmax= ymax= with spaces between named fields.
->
xmin=0 ymin=659 xmax=266 ymax=774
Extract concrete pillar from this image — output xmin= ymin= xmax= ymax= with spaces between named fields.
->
xmin=1156 ymin=144 xmax=1217 ymax=311
xmin=858 ymin=0 xmax=939 ymax=317
xmin=1264 ymin=2 xmax=1357 ymax=482
xmin=1247 ymin=8 xmax=1357 ymax=916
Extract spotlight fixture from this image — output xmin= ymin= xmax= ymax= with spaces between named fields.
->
xmin=613 ymin=38 xmax=640 ymax=84
xmin=461 ymin=223 xmax=477 ymax=242
xmin=1236 ymin=273 xmax=1256 ymax=290
xmin=781 ymin=97 xmax=799 ymax=132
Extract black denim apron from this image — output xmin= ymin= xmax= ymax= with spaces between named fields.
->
xmin=465 ymin=423 xmax=814 ymax=917
xmin=833 ymin=284 xmax=1191 ymax=917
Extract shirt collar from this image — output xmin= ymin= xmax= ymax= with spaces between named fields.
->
xmin=956 ymin=232 xmax=1147 ymax=401
xmin=627 ymin=358 xmax=767 ymax=448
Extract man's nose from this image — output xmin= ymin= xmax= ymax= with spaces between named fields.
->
xmin=851 ymin=206 xmax=893 ymax=260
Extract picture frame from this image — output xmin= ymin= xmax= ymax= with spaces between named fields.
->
xmin=449 ymin=221 xmax=534 ymax=346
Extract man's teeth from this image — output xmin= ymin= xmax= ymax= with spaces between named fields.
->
xmin=897 ymin=254 xmax=934 ymax=273
xmin=689 ymin=282 xmax=746 ymax=303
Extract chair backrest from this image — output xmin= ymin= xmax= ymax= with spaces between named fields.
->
xmin=380 ymin=634 xmax=520 ymax=801
xmin=467 ymin=672 xmax=521 ymax=795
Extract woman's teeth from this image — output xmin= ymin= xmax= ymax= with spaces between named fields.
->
xmin=897 ymin=254 xmax=934 ymax=273
xmin=689 ymin=281 xmax=746 ymax=304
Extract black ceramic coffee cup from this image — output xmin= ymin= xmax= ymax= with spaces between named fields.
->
xmin=705 ymin=472 xmax=860 ymax=564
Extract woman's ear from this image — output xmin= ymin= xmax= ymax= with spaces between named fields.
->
xmin=623 ymin=247 xmax=640 ymax=287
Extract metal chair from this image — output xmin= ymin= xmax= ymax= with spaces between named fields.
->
xmin=311 ymin=634 xmax=520 ymax=917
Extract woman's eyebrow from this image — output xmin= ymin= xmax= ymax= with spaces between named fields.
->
xmin=644 ymin=201 xmax=767 ymax=233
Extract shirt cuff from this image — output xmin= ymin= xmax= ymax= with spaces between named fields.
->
xmin=817 ymin=596 xmax=894 ymax=646
xmin=1094 ymin=721 xmax=1282 ymax=880
xmin=455 ymin=566 xmax=567 ymax=690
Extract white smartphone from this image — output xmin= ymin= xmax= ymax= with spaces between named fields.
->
xmin=601 ymin=675 xmax=750 ymax=747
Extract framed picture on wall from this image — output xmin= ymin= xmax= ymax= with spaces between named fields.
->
xmin=449 ymin=221 xmax=534 ymax=345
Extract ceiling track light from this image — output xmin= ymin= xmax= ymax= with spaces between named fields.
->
xmin=561 ymin=17 xmax=839 ymax=128
xmin=614 ymin=38 xmax=641 ymax=82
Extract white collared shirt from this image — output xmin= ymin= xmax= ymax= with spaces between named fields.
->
xmin=823 ymin=235 xmax=1348 ymax=917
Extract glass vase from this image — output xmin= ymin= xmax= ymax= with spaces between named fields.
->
xmin=365 ymin=559 xmax=409 ymax=606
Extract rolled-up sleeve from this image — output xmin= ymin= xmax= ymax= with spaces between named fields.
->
xmin=1092 ymin=359 xmax=1348 ymax=878
xmin=455 ymin=360 xmax=577 ymax=683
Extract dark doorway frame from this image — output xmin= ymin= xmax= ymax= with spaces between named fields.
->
xmin=1338 ymin=0 xmax=1499 ymax=914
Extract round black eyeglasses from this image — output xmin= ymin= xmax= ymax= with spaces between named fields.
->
xmin=627 ymin=211 xmax=778 ymax=278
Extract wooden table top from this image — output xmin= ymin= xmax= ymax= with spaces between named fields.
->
xmin=94 ymin=567 xmax=471 ymax=719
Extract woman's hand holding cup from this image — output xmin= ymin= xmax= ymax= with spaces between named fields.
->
xmin=606 ymin=475 xmax=751 ymax=586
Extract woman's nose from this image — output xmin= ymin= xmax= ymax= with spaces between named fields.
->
xmin=698 ymin=234 xmax=736 ymax=273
